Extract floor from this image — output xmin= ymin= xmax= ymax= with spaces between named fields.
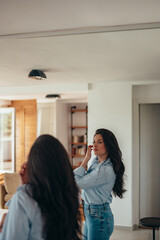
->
xmin=0 ymin=210 xmax=159 ymax=240
xmin=81 ymin=220 xmax=160 ymax=240
xmin=110 ymin=227 xmax=160 ymax=240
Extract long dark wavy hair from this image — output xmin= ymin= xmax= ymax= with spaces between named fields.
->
xmin=95 ymin=128 xmax=126 ymax=198
xmin=26 ymin=134 xmax=82 ymax=240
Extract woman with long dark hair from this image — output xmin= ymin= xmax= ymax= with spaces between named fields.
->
xmin=0 ymin=134 xmax=82 ymax=240
xmin=74 ymin=128 xmax=126 ymax=240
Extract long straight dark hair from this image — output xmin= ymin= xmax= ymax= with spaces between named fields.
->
xmin=26 ymin=134 xmax=82 ymax=240
xmin=95 ymin=128 xmax=126 ymax=198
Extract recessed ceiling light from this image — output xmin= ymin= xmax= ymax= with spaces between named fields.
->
xmin=28 ymin=69 xmax=47 ymax=80
xmin=45 ymin=94 xmax=61 ymax=98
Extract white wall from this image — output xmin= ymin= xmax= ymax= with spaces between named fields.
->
xmin=88 ymin=82 xmax=132 ymax=227
xmin=37 ymin=102 xmax=56 ymax=136
xmin=133 ymin=84 xmax=160 ymax=100
xmin=37 ymin=100 xmax=68 ymax=151
xmin=55 ymin=100 xmax=69 ymax=151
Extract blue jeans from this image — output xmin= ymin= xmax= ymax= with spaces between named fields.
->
xmin=83 ymin=202 xmax=114 ymax=240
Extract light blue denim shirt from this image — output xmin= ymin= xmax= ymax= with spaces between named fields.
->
xmin=74 ymin=157 xmax=116 ymax=204
xmin=0 ymin=185 xmax=44 ymax=240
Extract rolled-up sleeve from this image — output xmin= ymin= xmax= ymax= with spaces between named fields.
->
xmin=0 ymin=185 xmax=44 ymax=240
xmin=0 ymin=192 xmax=29 ymax=240
xmin=74 ymin=165 xmax=115 ymax=190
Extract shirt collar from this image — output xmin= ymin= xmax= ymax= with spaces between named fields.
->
xmin=94 ymin=156 xmax=111 ymax=165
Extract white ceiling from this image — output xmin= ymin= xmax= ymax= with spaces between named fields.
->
xmin=0 ymin=0 xmax=160 ymax=101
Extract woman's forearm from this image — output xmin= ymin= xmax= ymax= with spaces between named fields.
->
xmin=80 ymin=157 xmax=89 ymax=168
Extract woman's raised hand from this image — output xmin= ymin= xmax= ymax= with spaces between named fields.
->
xmin=19 ymin=162 xmax=29 ymax=184
xmin=80 ymin=145 xmax=93 ymax=168
xmin=85 ymin=145 xmax=93 ymax=161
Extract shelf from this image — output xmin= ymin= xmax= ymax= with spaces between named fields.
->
xmin=71 ymin=109 xmax=88 ymax=113
xmin=71 ymin=126 xmax=87 ymax=129
xmin=72 ymin=155 xmax=85 ymax=157
xmin=71 ymin=142 xmax=87 ymax=145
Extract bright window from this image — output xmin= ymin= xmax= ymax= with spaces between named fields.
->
xmin=0 ymin=108 xmax=15 ymax=172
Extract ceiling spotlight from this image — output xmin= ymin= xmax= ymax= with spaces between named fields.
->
xmin=45 ymin=94 xmax=61 ymax=98
xmin=28 ymin=69 xmax=47 ymax=80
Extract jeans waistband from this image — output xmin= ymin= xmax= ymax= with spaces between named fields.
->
xmin=83 ymin=202 xmax=109 ymax=210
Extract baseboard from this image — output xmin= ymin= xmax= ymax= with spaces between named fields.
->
xmin=82 ymin=222 xmax=139 ymax=231
xmin=114 ymin=225 xmax=133 ymax=231
xmin=132 ymin=224 xmax=139 ymax=230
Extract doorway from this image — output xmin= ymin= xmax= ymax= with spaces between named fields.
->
xmin=139 ymin=104 xmax=160 ymax=218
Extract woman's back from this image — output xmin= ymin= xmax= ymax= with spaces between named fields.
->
xmin=0 ymin=185 xmax=44 ymax=240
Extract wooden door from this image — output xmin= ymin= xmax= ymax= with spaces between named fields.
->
xmin=9 ymin=100 xmax=37 ymax=172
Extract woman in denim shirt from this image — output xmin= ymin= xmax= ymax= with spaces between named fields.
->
xmin=74 ymin=128 xmax=126 ymax=240
xmin=0 ymin=135 xmax=82 ymax=240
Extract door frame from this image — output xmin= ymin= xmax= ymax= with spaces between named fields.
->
xmin=132 ymin=97 xmax=160 ymax=228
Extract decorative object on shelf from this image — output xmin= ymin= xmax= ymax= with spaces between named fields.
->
xmin=70 ymin=105 xmax=88 ymax=167
xmin=72 ymin=135 xmax=84 ymax=143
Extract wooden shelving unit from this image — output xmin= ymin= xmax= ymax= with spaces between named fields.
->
xmin=70 ymin=105 xmax=88 ymax=167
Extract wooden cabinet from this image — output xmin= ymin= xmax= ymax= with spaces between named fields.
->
xmin=9 ymin=100 xmax=37 ymax=172
xmin=70 ymin=105 xmax=88 ymax=167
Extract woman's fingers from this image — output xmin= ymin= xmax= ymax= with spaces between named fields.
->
xmin=19 ymin=162 xmax=27 ymax=174
xmin=87 ymin=145 xmax=93 ymax=154
xmin=19 ymin=162 xmax=28 ymax=184
xmin=88 ymin=145 xmax=93 ymax=150
xmin=84 ymin=145 xmax=93 ymax=161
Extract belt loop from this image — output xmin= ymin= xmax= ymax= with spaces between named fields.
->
xmin=82 ymin=201 xmax=84 ymax=213
xmin=103 ymin=203 xmax=106 ymax=210
xmin=88 ymin=204 xmax=90 ymax=213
